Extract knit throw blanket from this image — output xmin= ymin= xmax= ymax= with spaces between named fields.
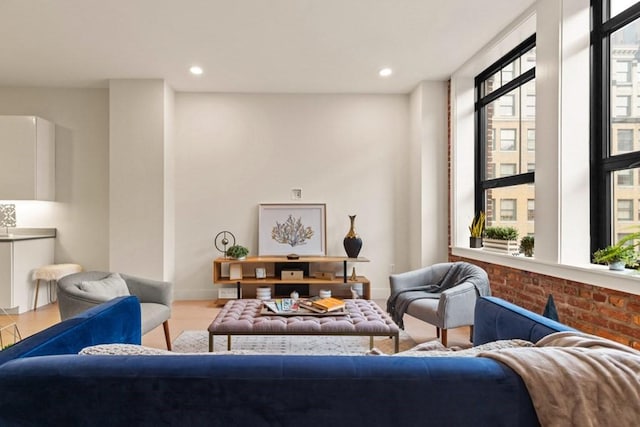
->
xmin=386 ymin=262 xmax=490 ymax=328
xmin=478 ymin=331 xmax=640 ymax=427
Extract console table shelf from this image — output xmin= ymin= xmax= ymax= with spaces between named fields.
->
xmin=213 ymin=256 xmax=371 ymax=299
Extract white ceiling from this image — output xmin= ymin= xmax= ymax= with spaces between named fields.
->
xmin=0 ymin=0 xmax=535 ymax=94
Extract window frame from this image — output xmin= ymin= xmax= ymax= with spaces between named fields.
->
xmin=591 ymin=0 xmax=640 ymax=253
xmin=475 ymin=34 xmax=536 ymax=219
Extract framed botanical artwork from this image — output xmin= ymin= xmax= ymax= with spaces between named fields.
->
xmin=258 ymin=203 xmax=326 ymax=256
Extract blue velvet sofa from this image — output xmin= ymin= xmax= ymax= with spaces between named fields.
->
xmin=0 ymin=295 xmax=574 ymax=426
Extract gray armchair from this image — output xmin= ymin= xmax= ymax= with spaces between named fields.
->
xmin=387 ymin=262 xmax=490 ymax=346
xmin=57 ymin=271 xmax=173 ymax=350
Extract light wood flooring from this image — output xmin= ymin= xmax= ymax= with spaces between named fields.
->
xmin=5 ymin=299 xmax=473 ymax=351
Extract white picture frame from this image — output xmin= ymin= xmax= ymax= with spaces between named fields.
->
xmin=258 ymin=203 xmax=327 ymax=256
xmin=255 ymin=267 xmax=266 ymax=279
xmin=229 ymin=263 xmax=243 ymax=280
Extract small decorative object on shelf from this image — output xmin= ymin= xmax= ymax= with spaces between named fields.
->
xmin=349 ymin=267 xmax=357 ymax=281
xmin=214 ymin=231 xmax=236 ymax=257
xmin=343 ymin=214 xmax=363 ymax=258
xmin=226 ymin=245 xmax=249 ymax=260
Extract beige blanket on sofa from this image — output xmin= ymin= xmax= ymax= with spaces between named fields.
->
xmin=478 ymin=331 xmax=640 ymax=427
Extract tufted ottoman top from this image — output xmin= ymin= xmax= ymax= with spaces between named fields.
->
xmin=209 ymin=299 xmax=399 ymax=335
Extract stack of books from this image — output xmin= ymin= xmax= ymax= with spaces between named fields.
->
xmin=263 ymin=298 xmax=298 ymax=313
xmin=298 ymin=297 xmax=346 ymax=313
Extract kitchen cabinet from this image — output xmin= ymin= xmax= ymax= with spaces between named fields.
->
xmin=0 ymin=230 xmax=55 ymax=313
xmin=0 ymin=116 xmax=55 ymax=201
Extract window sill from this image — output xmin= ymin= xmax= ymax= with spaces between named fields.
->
xmin=451 ymin=246 xmax=640 ymax=296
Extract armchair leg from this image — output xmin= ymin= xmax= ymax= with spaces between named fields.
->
xmin=163 ymin=320 xmax=172 ymax=351
xmin=441 ymin=329 xmax=448 ymax=347
xmin=469 ymin=325 xmax=474 ymax=343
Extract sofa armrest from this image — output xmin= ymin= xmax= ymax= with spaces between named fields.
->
xmin=0 ymin=296 xmax=141 ymax=367
xmin=122 ymin=274 xmax=173 ymax=307
xmin=473 ymin=296 xmax=575 ymax=345
xmin=438 ymin=282 xmax=477 ymax=328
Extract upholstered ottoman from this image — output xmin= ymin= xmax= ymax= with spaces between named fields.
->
xmin=208 ymin=299 xmax=400 ymax=352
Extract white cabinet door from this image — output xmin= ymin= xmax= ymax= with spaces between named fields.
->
xmin=0 ymin=243 xmax=13 ymax=311
xmin=0 ymin=239 xmax=54 ymax=313
xmin=13 ymin=239 xmax=54 ymax=312
xmin=0 ymin=116 xmax=55 ymax=200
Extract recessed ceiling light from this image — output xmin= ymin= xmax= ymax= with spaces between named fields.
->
xmin=379 ymin=68 xmax=393 ymax=77
xmin=190 ymin=66 xmax=203 ymax=75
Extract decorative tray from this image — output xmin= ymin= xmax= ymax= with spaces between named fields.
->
xmin=259 ymin=307 xmax=349 ymax=317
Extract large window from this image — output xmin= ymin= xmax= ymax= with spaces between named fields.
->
xmin=476 ymin=35 xmax=535 ymax=236
xmin=592 ymin=1 xmax=640 ymax=253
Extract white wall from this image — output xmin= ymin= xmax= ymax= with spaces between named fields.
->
xmin=0 ymin=87 xmax=109 ymax=271
xmin=0 ymin=87 xmax=435 ymax=301
xmin=174 ymin=93 xmax=410 ymax=299
xmin=164 ymin=84 xmax=176 ymax=283
xmin=409 ymin=81 xmax=449 ymax=268
xmin=109 ymin=80 xmax=173 ymax=280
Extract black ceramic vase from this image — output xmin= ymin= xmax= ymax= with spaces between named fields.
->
xmin=343 ymin=215 xmax=363 ymax=258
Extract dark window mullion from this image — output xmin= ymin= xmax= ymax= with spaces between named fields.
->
xmin=477 ymin=69 xmax=535 ymax=108
xmin=475 ymin=35 xmax=536 ymax=82
xmin=602 ymin=2 xmax=640 ymax=34
xmin=602 ymin=152 xmax=640 ymax=171
xmin=481 ymin=172 xmax=535 ymax=190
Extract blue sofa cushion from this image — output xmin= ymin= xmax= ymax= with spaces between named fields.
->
xmin=0 ymin=296 xmax=141 ymax=366
xmin=474 ymin=296 xmax=575 ymax=345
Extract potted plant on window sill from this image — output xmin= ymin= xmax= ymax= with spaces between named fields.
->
xmin=469 ymin=211 xmax=485 ymax=248
xmin=592 ymin=233 xmax=640 ymax=271
xmin=520 ymin=235 xmax=534 ymax=257
xmin=483 ymin=226 xmax=519 ymax=255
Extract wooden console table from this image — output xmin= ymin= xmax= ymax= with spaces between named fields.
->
xmin=212 ymin=256 xmax=371 ymax=300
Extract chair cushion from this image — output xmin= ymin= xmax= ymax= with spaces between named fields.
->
xmin=79 ymin=273 xmax=130 ymax=298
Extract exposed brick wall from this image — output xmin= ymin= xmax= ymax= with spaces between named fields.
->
xmin=450 ymin=255 xmax=640 ymax=349
xmin=446 ymin=79 xmax=640 ymax=349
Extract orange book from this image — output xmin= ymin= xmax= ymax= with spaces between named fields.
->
xmin=311 ymin=297 xmax=345 ymax=312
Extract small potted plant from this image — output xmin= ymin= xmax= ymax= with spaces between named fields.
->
xmin=483 ymin=226 xmax=519 ymax=255
xmin=468 ymin=211 xmax=485 ymax=248
xmin=593 ymin=245 xmax=636 ymax=271
xmin=593 ymin=231 xmax=640 ymax=270
xmin=226 ymin=245 xmax=249 ymax=260
xmin=520 ymin=235 xmax=534 ymax=257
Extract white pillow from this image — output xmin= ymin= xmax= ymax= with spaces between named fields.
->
xmin=79 ymin=273 xmax=130 ymax=298
xmin=79 ymin=344 xmax=173 ymax=355
xmin=79 ymin=343 xmax=261 ymax=356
